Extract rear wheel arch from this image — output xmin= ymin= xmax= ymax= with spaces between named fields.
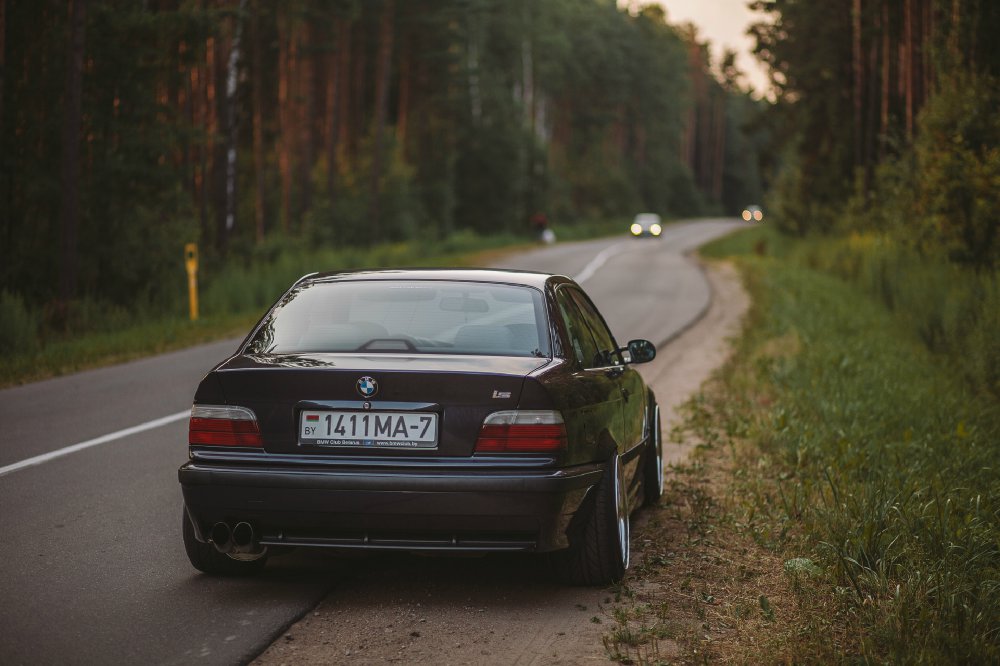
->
xmin=552 ymin=452 xmax=630 ymax=586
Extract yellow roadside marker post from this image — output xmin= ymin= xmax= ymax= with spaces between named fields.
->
xmin=185 ymin=243 xmax=199 ymax=321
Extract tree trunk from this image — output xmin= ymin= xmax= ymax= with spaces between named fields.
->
xmin=682 ymin=41 xmax=703 ymax=175
xmin=905 ymin=0 xmax=914 ymax=139
xmin=466 ymin=5 xmax=482 ymax=126
xmin=277 ymin=10 xmax=294 ymax=232
xmin=324 ymin=19 xmax=344 ymax=198
xmin=211 ymin=27 xmax=228 ymax=248
xmin=923 ymin=0 xmax=933 ymax=99
xmin=197 ymin=41 xmax=212 ymax=244
xmin=865 ymin=23 xmax=879 ymax=196
xmin=349 ymin=22 xmax=366 ymax=163
xmin=0 ymin=0 xmax=8 ymax=259
xmin=58 ymin=0 xmax=87 ymax=310
xmin=1 ymin=0 xmax=8 ymax=147
xmin=880 ymin=2 xmax=889 ymax=159
xmin=337 ymin=23 xmax=353 ymax=164
xmin=712 ymin=92 xmax=725 ymax=201
xmin=220 ymin=0 xmax=247 ymax=253
xmin=368 ymin=0 xmax=394 ymax=243
xmin=522 ymin=31 xmax=534 ymax=132
xmin=852 ymin=0 xmax=863 ymax=167
xmin=298 ymin=21 xmax=315 ymax=221
xmin=174 ymin=40 xmax=188 ymax=174
xmin=949 ymin=0 xmax=961 ymax=60
xmin=251 ymin=0 xmax=265 ymax=243
xmin=397 ymin=30 xmax=411 ymax=151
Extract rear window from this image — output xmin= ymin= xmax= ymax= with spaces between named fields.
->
xmin=246 ymin=280 xmax=550 ymax=358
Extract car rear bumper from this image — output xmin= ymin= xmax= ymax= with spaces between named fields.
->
xmin=178 ymin=461 xmax=604 ymax=553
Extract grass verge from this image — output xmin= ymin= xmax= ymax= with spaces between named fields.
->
xmin=701 ymin=224 xmax=1000 ymax=399
xmin=605 ymin=231 xmax=1000 ymax=664
xmin=0 ymin=312 xmax=261 ymax=387
xmin=608 ymin=230 xmax=1000 ymax=663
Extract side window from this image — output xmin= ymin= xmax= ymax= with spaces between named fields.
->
xmin=568 ymin=289 xmax=621 ymax=368
xmin=555 ymin=288 xmax=600 ymax=369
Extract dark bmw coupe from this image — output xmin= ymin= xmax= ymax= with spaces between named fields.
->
xmin=179 ymin=269 xmax=662 ymax=585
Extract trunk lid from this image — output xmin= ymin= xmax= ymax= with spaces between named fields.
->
xmin=213 ymin=353 xmax=549 ymax=457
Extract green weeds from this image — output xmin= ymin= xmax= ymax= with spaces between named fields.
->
xmin=701 ymin=231 xmax=1000 ymax=662
xmin=601 ymin=590 xmax=676 ymax=666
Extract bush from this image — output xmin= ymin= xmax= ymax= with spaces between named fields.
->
xmin=910 ymin=74 xmax=1000 ymax=267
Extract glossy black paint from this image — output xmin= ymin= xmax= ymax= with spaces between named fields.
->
xmin=179 ymin=269 xmax=657 ymax=556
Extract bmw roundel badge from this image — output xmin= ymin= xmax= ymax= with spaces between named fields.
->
xmin=356 ymin=376 xmax=378 ymax=398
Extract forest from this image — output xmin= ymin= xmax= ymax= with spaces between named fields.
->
xmin=0 ymin=0 xmax=767 ymax=335
xmin=5 ymin=0 xmax=996 ymax=382
xmin=749 ymin=0 xmax=999 ymax=400
xmin=753 ymin=0 xmax=999 ymax=267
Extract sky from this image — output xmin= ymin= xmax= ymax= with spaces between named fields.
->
xmin=623 ymin=0 xmax=773 ymax=97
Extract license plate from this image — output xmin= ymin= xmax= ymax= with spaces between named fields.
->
xmin=299 ymin=410 xmax=438 ymax=449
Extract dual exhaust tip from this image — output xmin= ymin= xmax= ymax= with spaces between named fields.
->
xmin=209 ymin=521 xmax=260 ymax=554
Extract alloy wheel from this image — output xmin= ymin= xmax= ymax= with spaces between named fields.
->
xmin=613 ymin=454 xmax=630 ymax=569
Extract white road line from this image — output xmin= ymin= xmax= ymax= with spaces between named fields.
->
xmin=574 ymin=241 xmax=629 ymax=284
xmin=0 ymin=410 xmax=190 ymax=479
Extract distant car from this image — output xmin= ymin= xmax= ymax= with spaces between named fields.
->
xmin=630 ymin=213 xmax=663 ymax=238
xmin=179 ymin=269 xmax=663 ymax=586
xmin=741 ymin=205 xmax=763 ymax=222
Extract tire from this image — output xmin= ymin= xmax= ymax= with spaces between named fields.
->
xmin=642 ymin=402 xmax=664 ymax=506
xmin=182 ymin=509 xmax=268 ymax=576
xmin=554 ymin=454 xmax=630 ymax=586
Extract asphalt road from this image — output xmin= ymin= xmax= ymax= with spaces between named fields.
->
xmin=0 ymin=218 xmax=741 ymax=665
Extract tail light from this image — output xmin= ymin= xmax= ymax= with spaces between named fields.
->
xmin=189 ymin=405 xmax=262 ymax=447
xmin=475 ymin=410 xmax=567 ymax=453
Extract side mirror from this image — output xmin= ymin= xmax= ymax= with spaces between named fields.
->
xmin=624 ymin=339 xmax=656 ymax=364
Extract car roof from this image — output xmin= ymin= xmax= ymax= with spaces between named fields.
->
xmin=302 ymin=268 xmax=563 ymax=290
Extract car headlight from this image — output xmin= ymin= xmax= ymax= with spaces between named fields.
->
xmin=630 ymin=223 xmax=642 ymax=235
xmin=742 ymin=210 xmax=752 ymax=221
xmin=753 ymin=210 xmax=763 ymax=221
xmin=650 ymin=223 xmax=662 ymax=236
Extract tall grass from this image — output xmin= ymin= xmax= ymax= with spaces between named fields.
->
xmin=0 ymin=291 xmax=40 ymax=355
xmin=702 ymin=229 xmax=1000 ymax=662
xmin=703 ymin=225 xmax=1000 ymax=399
